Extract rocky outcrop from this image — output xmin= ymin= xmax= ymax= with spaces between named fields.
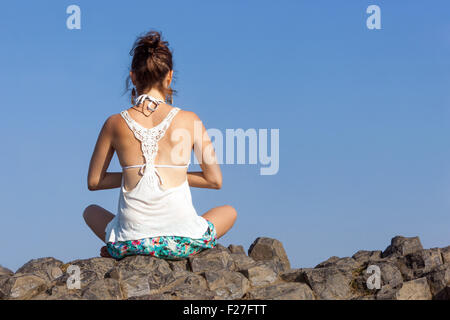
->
xmin=0 ymin=235 xmax=449 ymax=300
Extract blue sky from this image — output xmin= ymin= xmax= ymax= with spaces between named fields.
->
xmin=1 ymin=0 xmax=449 ymax=271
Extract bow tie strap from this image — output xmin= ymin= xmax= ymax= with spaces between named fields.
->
xmin=135 ymin=94 xmax=165 ymax=112
xmin=138 ymin=163 xmax=164 ymax=186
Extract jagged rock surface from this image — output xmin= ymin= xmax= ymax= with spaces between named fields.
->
xmin=1 ymin=235 xmax=449 ymax=300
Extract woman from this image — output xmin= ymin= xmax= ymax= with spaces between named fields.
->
xmin=83 ymin=30 xmax=237 ymax=260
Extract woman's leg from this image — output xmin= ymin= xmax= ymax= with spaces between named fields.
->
xmin=201 ymin=205 xmax=237 ymax=239
xmin=82 ymin=204 xmax=115 ymax=243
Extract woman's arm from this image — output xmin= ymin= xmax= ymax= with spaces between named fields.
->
xmin=87 ymin=115 xmax=122 ymax=191
xmin=90 ymin=172 xmax=122 ymax=191
xmin=187 ymin=171 xmax=221 ymax=189
xmin=187 ymin=113 xmax=222 ymax=189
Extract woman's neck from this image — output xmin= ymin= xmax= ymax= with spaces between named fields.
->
xmin=139 ymin=88 xmax=165 ymax=102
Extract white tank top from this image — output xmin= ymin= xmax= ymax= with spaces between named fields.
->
xmin=104 ymin=97 xmax=209 ymax=243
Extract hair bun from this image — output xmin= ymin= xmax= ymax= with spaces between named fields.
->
xmin=140 ymin=31 xmax=161 ymax=53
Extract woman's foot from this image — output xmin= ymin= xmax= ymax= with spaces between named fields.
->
xmin=100 ymin=246 xmax=112 ymax=258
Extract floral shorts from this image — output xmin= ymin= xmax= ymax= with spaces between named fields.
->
xmin=106 ymin=220 xmax=217 ymax=260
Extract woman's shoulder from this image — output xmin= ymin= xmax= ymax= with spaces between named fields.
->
xmin=173 ymin=108 xmax=203 ymax=124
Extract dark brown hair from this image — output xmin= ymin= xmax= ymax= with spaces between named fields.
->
xmin=126 ymin=30 xmax=175 ymax=104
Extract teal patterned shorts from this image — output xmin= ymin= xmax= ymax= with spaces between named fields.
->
xmin=106 ymin=220 xmax=217 ymax=260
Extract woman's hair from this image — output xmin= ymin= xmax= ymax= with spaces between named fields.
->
xmin=126 ymin=30 xmax=175 ymax=104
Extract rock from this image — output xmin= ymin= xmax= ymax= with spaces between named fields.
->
xmin=244 ymin=282 xmax=315 ymax=300
xmin=352 ymin=250 xmax=382 ymax=264
xmin=378 ymin=262 xmax=403 ymax=289
xmin=0 ymin=265 xmax=13 ymax=276
xmin=203 ymin=270 xmax=249 ymax=299
xmin=127 ymin=293 xmax=174 ymax=300
xmin=248 ymin=237 xmax=291 ymax=272
xmin=215 ymin=243 xmax=231 ymax=253
xmin=230 ymin=253 xmax=257 ymax=271
xmin=3 ymin=235 xmax=449 ymax=300
xmin=258 ymin=257 xmax=287 ymax=275
xmin=54 ymin=257 xmax=117 ymax=291
xmin=81 ymin=278 xmax=123 ymax=300
xmin=228 ymin=244 xmax=246 ymax=254
xmin=3 ymin=274 xmax=47 ymax=300
xmin=349 ymin=261 xmax=402 ymax=299
xmin=280 ymin=268 xmax=311 ymax=283
xmin=425 ymin=264 xmax=450 ymax=300
xmin=238 ymin=261 xmax=278 ymax=287
xmin=395 ymin=277 xmax=432 ymax=300
xmin=382 ymin=236 xmax=423 ymax=258
xmin=376 ymin=284 xmax=400 ymax=300
xmin=0 ymin=276 xmax=12 ymax=299
xmin=107 ymin=256 xmax=174 ymax=299
xmin=162 ymin=272 xmax=215 ymax=300
xmin=188 ymin=248 xmax=234 ymax=273
xmin=440 ymin=246 xmax=450 ymax=264
xmin=15 ymin=257 xmax=63 ymax=282
xmin=395 ymin=248 xmax=443 ymax=281
xmin=32 ymin=283 xmax=84 ymax=300
xmin=315 ymin=257 xmax=362 ymax=271
xmin=301 ymin=267 xmax=354 ymax=300
xmin=315 ymin=256 xmax=340 ymax=268
xmin=167 ymin=259 xmax=189 ymax=272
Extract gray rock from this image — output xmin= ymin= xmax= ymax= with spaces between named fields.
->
xmin=248 ymin=237 xmax=291 ymax=272
xmin=203 ymin=270 xmax=249 ymax=299
xmin=244 ymin=282 xmax=315 ymax=300
xmin=0 ymin=265 xmax=13 ymax=276
xmin=161 ymin=272 xmax=215 ymax=300
xmin=425 ymin=264 xmax=450 ymax=300
xmin=280 ymin=268 xmax=312 ymax=283
xmin=118 ymin=273 xmax=152 ymax=299
xmin=434 ymin=286 xmax=450 ymax=300
xmin=228 ymin=244 xmax=246 ymax=254
xmin=3 ymin=274 xmax=47 ymax=300
xmin=15 ymin=257 xmax=63 ymax=282
xmin=32 ymin=283 xmax=84 ymax=300
xmin=352 ymin=250 xmax=382 ymax=264
xmin=395 ymin=249 xmax=443 ymax=281
xmin=230 ymin=253 xmax=257 ymax=271
xmin=440 ymin=246 xmax=450 ymax=264
xmin=54 ymin=257 xmax=117 ymax=291
xmin=4 ymin=235 xmax=448 ymax=300
xmin=0 ymin=275 xmax=12 ymax=299
xmin=395 ymin=277 xmax=432 ymax=300
xmin=128 ymin=293 xmax=174 ymax=300
xmin=315 ymin=257 xmax=362 ymax=271
xmin=81 ymin=278 xmax=123 ymax=300
xmin=301 ymin=267 xmax=355 ymax=300
xmin=107 ymin=256 xmax=174 ymax=299
xmin=167 ymin=259 xmax=189 ymax=272
xmin=350 ymin=261 xmax=403 ymax=298
xmin=188 ymin=248 xmax=234 ymax=273
xmin=238 ymin=261 xmax=278 ymax=287
xmin=376 ymin=284 xmax=400 ymax=300
xmin=382 ymin=236 xmax=423 ymax=258
xmin=64 ymin=257 xmax=116 ymax=281
xmin=215 ymin=243 xmax=231 ymax=253
xmin=315 ymin=256 xmax=340 ymax=268
xmin=379 ymin=262 xmax=403 ymax=288
xmin=353 ymin=294 xmax=376 ymax=300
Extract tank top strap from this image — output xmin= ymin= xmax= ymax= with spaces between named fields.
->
xmin=120 ymin=110 xmax=146 ymax=142
xmin=154 ymin=107 xmax=181 ymax=142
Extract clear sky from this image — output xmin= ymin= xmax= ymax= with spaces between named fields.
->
xmin=1 ymin=1 xmax=449 ymax=272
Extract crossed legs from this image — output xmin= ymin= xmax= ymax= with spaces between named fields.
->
xmin=82 ymin=204 xmax=237 ymax=256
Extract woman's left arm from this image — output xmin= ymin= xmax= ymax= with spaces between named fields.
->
xmin=87 ymin=115 xmax=122 ymax=191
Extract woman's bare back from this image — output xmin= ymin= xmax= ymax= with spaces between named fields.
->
xmin=111 ymin=103 xmax=195 ymax=192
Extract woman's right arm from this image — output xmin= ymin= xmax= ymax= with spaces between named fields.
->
xmin=187 ymin=112 xmax=222 ymax=189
